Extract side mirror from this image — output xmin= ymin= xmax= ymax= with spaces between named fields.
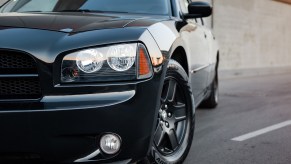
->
xmin=184 ymin=1 xmax=212 ymax=19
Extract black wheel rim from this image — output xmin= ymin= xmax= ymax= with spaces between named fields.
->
xmin=154 ymin=77 xmax=188 ymax=155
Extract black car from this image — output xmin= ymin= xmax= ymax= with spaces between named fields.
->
xmin=0 ymin=0 xmax=219 ymax=163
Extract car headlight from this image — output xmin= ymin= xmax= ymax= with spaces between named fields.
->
xmin=61 ymin=43 xmax=153 ymax=83
xmin=76 ymin=49 xmax=104 ymax=73
xmin=107 ymin=44 xmax=136 ymax=72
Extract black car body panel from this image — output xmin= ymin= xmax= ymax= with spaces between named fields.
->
xmin=0 ymin=0 xmax=219 ymax=163
xmin=0 ymin=79 xmax=164 ymax=163
xmin=0 ymin=12 xmax=165 ymax=33
xmin=0 ymin=20 xmax=167 ymax=162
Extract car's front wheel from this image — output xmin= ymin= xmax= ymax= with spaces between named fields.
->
xmin=147 ymin=60 xmax=195 ymax=164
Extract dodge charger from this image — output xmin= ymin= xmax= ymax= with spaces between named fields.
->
xmin=0 ymin=0 xmax=219 ymax=163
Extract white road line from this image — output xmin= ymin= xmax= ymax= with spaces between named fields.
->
xmin=232 ymin=120 xmax=291 ymax=142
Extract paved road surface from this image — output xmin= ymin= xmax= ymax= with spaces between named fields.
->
xmin=185 ymin=73 xmax=291 ymax=164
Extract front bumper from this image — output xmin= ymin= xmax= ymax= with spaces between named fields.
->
xmin=0 ymin=26 xmax=168 ymax=163
xmin=0 ymin=73 xmax=165 ymax=163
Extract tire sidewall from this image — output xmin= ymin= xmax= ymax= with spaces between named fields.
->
xmin=149 ymin=60 xmax=195 ymax=164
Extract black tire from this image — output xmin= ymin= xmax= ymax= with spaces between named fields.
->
xmin=146 ymin=60 xmax=195 ymax=164
xmin=199 ymin=71 xmax=219 ymax=109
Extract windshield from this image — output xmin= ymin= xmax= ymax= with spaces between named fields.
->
xmin=0 ymin=0 xmax=169 ymax=15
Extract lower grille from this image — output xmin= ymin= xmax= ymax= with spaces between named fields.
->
xmin=0 ymin=78 xmax=41 ymax=100
xmin=0 ymin=51 xmax=41 ymax=100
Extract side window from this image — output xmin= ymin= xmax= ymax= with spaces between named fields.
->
xmin=179 ymin=0 xmax=189 ymax=14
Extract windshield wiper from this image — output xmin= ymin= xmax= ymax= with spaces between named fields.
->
xmin=19 ymin=11 xmax=43 ymax=13
xmin=58 ymin=9 xmax=128 ymax=14
xmin=58 ymin=9 xmax=99 ymax=13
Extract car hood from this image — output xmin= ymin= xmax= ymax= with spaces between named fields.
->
xmin=0 ymin=12 xmax=165 ymax=33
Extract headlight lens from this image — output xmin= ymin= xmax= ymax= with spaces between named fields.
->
xmin=76 ymin=49 xmax=104 ymax=73
xmin=107 ymin=44 xmax=136 ymax=72
xmin=61 ymin=43 xmax=153 ymax=83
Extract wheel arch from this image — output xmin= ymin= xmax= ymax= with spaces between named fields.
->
xmin=171 ymin=46 xmax=189 ymax=76
xmin=146 ymin=21 xmax=190 ymax=75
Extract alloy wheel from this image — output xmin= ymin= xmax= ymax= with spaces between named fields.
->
xmin=154 ymin=77 xmax=188 ymax=155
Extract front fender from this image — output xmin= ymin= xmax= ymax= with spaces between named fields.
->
xmin=147 ymin=21 xmax=192 ymax=74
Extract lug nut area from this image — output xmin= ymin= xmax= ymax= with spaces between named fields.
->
xmin=159 ymin=104 xmax=173 ymax=129
xmin=165 ymin=122 xmax=169 ymax=128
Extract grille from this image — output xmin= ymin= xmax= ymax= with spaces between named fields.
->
xmin=0 ymin=51 xmax=41 ymax=100
xmin=0 ymin=51 xmax=37 ymax=74
xmin=0 ymin=78 xmax=41 ymax=99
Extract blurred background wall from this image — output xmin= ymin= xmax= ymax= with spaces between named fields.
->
xmin=0 ymin=0 xmax=5 ymax=6
xmin=213 ymin=0 xmax=291 ymax=71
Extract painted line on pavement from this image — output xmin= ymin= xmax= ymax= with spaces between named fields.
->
xmin=232 ymin=120 xmax=291 ymax=142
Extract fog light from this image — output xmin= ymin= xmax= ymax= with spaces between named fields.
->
xmin=100 ymin=134 xmax=121 ymax=155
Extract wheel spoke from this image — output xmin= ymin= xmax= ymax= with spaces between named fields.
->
xmin=173 ymin=103 xmax=187 ymax=122
xmin=168 ymin=129 xmax=179 ymax=149
xmin=154 ymin=125 xmax=165 ymax=147
xmin=162 ymin=79 xmax=177 ymax=103
xmin=157 ymin=76 xmax=191 ymax=155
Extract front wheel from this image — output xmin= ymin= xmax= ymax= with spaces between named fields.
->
xmin=147 ymin=60 xmax=195 ymax=164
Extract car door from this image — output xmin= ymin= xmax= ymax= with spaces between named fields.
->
xmin=200 ymin=17 xmax=215 ymax=88
xmin=179 ymin=0 xmax=210 ymax=102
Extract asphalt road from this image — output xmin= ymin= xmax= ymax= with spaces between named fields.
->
xmin=185 ymin=73 xmax=291 ymax=164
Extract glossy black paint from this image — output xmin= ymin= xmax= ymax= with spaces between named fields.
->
xmin=186 ymin=2 xmax=213 ymax=18
xmin=0 ymin=77 xmax=165 ymax=162
xmin=0 ymin=19 xmax=167 ymax=162
xmin=0 ymin=0 xmax=218 ymax=163
xmin=0 ymin=12 xmax=166 ymax=33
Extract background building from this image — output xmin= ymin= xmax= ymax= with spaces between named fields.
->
xmin=0 ymin=0 xmax=5 ymax=6
xmin=213 ymin=0 xmax=291 ymax=71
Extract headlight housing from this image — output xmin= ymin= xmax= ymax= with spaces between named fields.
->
xmin=61 ymin=43 xmax=153 ymax=83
